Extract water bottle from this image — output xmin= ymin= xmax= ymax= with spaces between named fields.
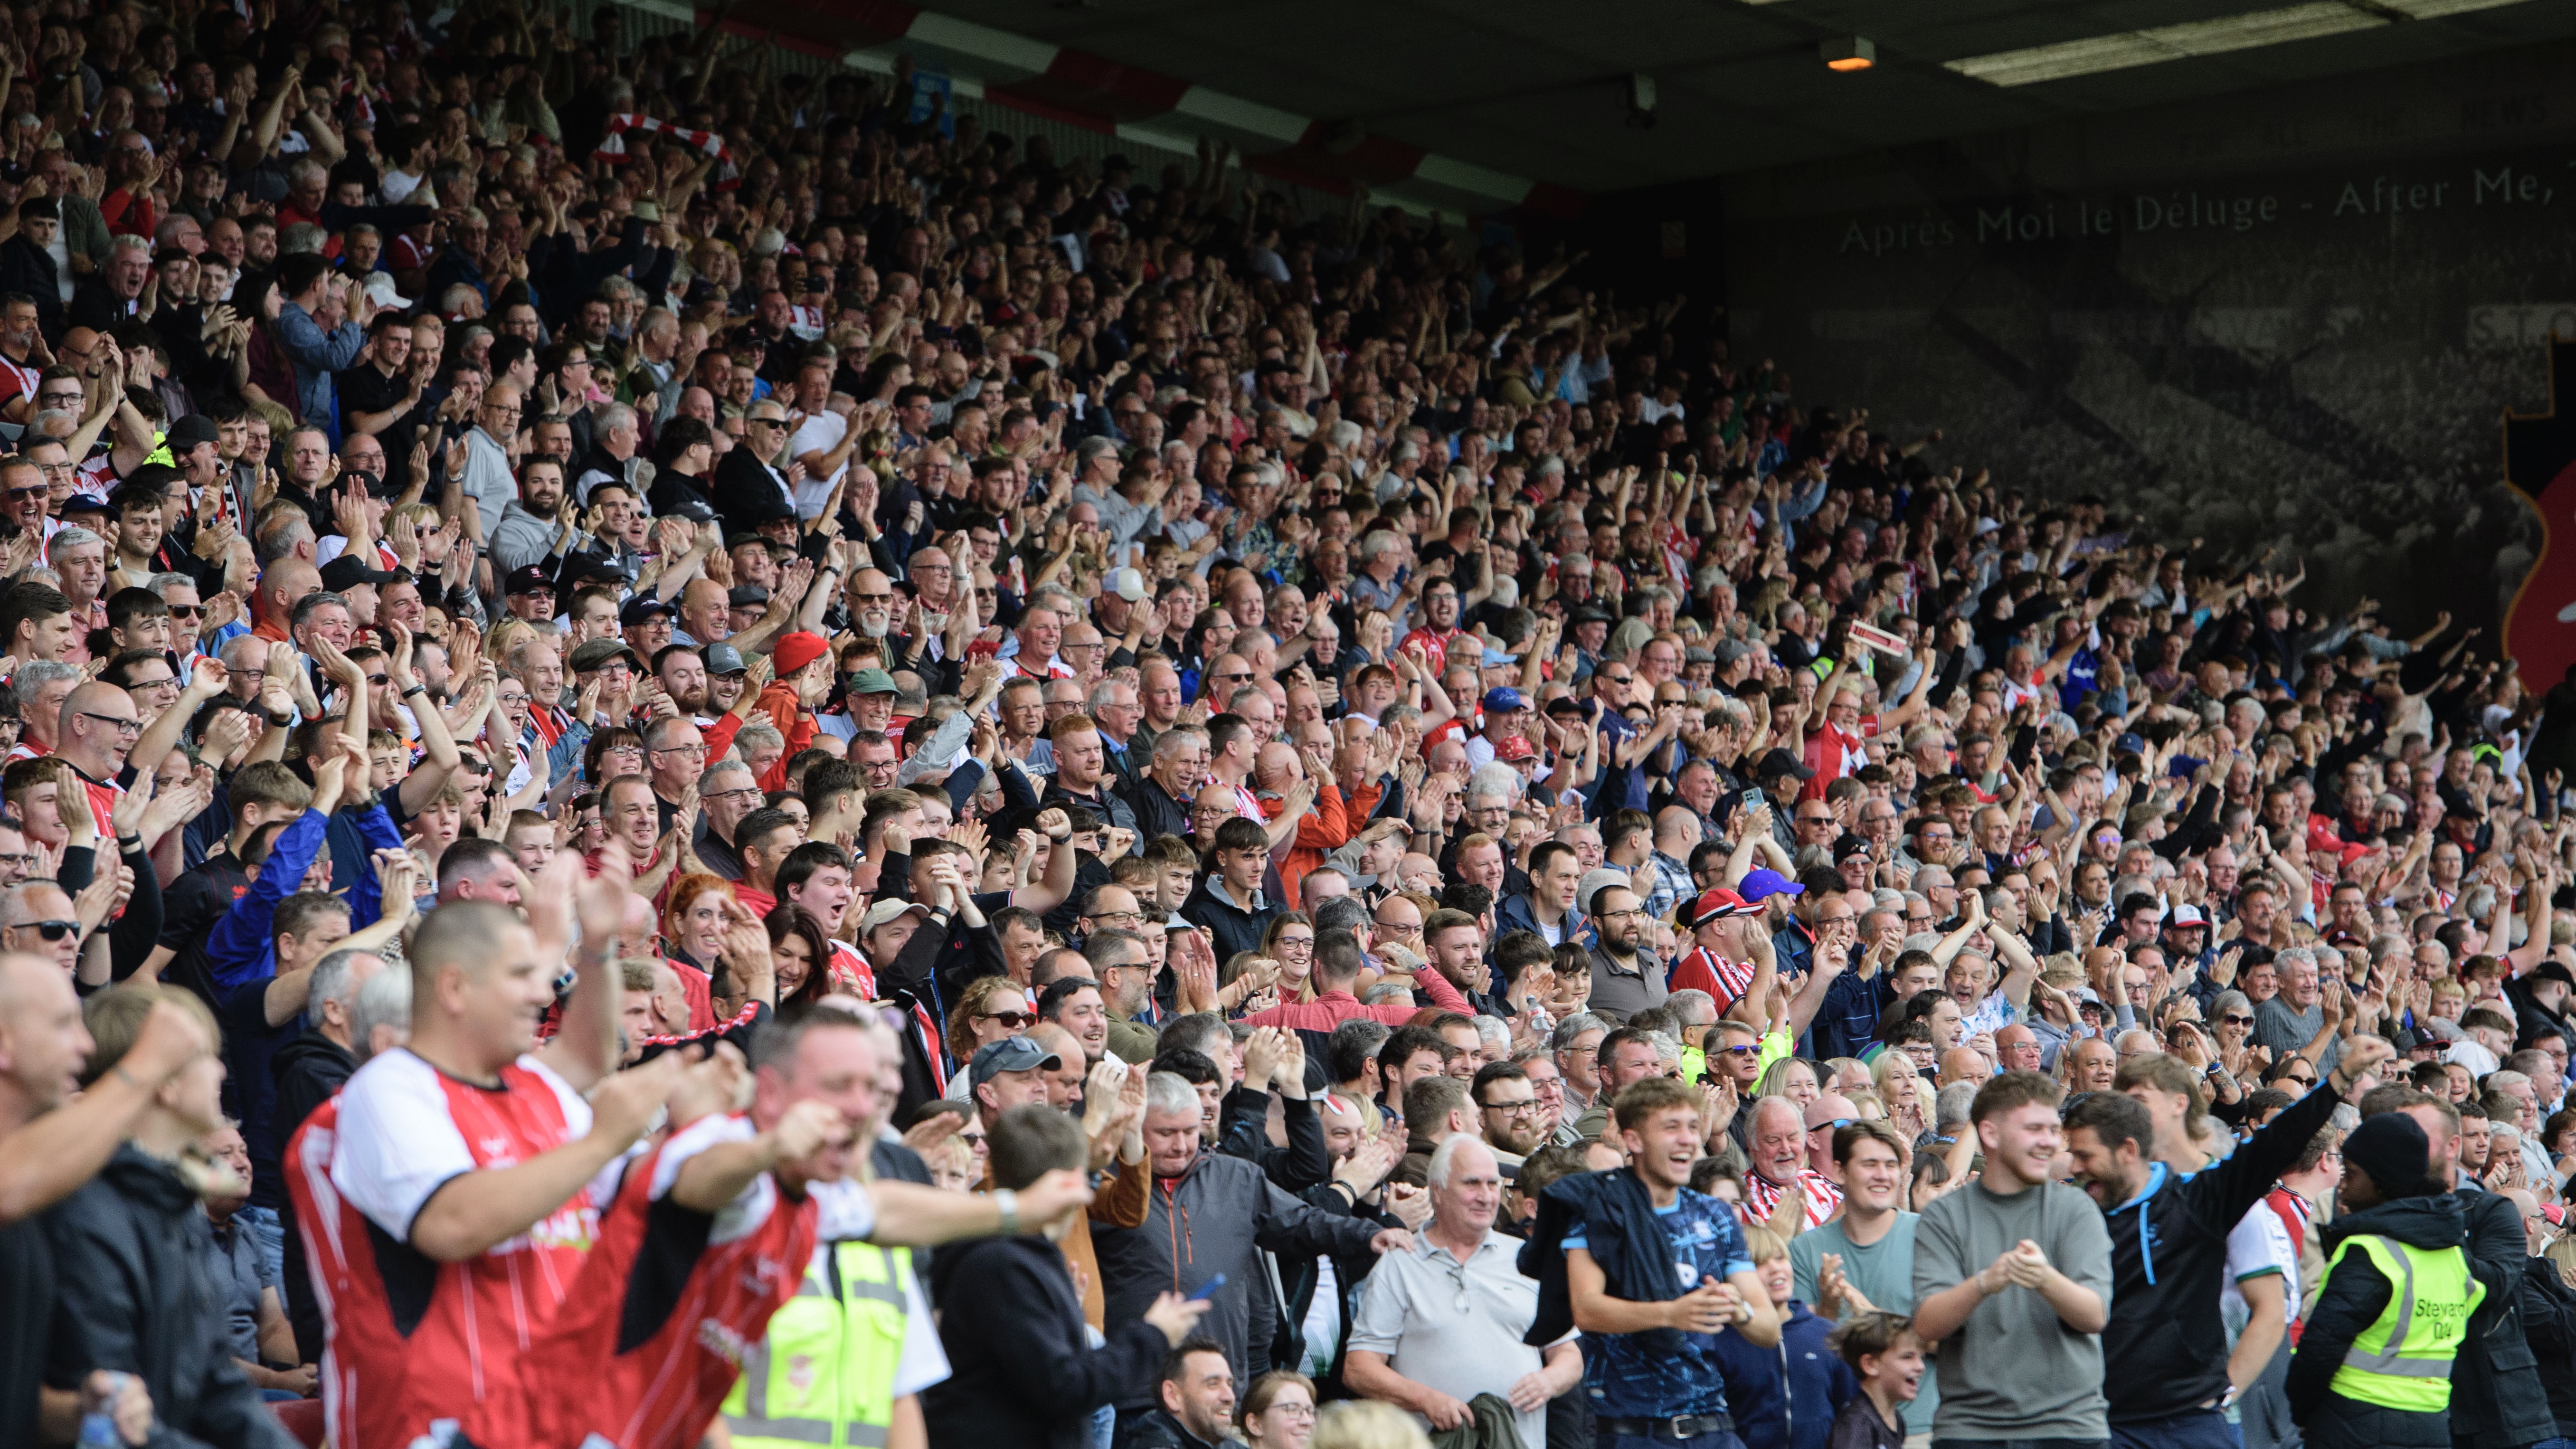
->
xmin=78 ymin=1370 xmax=133 ymax=1447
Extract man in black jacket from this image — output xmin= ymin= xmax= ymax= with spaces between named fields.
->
xmin=44 ymin=984 xmax=295 ymax=1449
xmin=2063 ymin=1035 xmax=2394 ymax=1449
xmin=2367 ymin=1086 xmax=2561 ymax=1449
xmin=924 ymin=1104 xmax=1210 ymax=1449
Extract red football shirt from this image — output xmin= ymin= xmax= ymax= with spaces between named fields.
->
xmin=324 ymin=1048 xmax=622 ymax=1449
xmin=533 ymin=1112 xmax=878 ymax=1449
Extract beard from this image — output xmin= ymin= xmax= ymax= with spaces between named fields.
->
xmin=671 ymin=682 xmax=710 ymax=714
xmin=858 ymin=612 xmax=890 ymax=638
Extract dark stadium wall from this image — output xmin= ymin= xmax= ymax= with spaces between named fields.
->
xmin=1648 ymin=38 xmax=2576 ymax=635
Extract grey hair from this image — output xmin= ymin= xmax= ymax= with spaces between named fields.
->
xmin=1314 ymin=896 xmax=1370 ymax=936
xmin=107 ymin=234 xmax=152 ymax=260
xmin=1552 ymin=1013 xmax=1609 ymax=1052
xmin=1355 ymin=531 xmax=1404 ymax=563
xmin=306 ymin=948 xmax=383 ymax=1017
xmin=592 ymin=400 xmax=638 ymax=436
xmin=1473 ymin=1016 xmax=1511 ymax=1056
xmin=1467 ymin=762 xmax=1522 ymax=806
xmin=148 ymin=572 xmax=197 ymax=598
xmin=1086 ymin=678 xmax=1135 ymax=713
xmin=696 ymin=758 xmax=754 ymax=791
xmin=1145 ymin=1071 xmax=1201 ymax=1120
xmin=1427 ymin=1133 xmax=1495 ymax=1189
xmin=11 ymin=659 xmax=78 ymax=710
xmin=1150 ymin=726 xmax=1208 ymax=762
xmin=1646 ymin=1030 xmax=1682 ymax=1065
xmin=47 ymin=526 xmax=104 ymax=555
xmin=349 ymin=966 xmax=412 ymax=1065
xmin=1933 ymin=1080 xmax=1978 ymax=1127
xmin=1666 ymin=989 xmax=1716 ymax=1027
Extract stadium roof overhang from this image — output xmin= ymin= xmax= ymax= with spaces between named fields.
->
xmin=626 ymin=0 xmax=2576 ymax=220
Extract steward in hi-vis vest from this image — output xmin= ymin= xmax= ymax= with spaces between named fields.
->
xmin=2287 ymin=1113 xmax=2482 ymax=1449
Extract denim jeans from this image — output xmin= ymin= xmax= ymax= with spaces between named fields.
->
xmin=1934 ymin=1438 xmax=2113 ymax=1449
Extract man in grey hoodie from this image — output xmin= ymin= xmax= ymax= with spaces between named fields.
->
xmin=1094 ymin=1071 xmax=1412 ymax=1428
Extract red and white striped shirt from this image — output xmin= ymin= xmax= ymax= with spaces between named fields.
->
xmin=1743 ymin=1168 xmax=1843 ymax=1230
xmin=1669 ymin=946 xmax=1756 ymax=1014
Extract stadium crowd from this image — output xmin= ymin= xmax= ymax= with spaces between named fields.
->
xmin=3 ymin=3 xmax=2576 ymax=1449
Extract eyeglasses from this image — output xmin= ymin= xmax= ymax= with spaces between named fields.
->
xmin=1088 ymin=910 xmax=1144 ymax=928
xmin=1594 ymin=909 xmax=1641 ymax=921
xmin=652 ymin=743 xmax=709 ymax=757
xmin=1374 ymin=919 xmax=1422 ymax=937
xmin=77 ymin=712 xmax=141 ymax=735
xmin=980 ymin=1011 xmax=1035 ymax=1029
xmin=703 ymin=786 xmax=760 ymax=805
xmin=1808 ymin=1117 xmax=1856 ymax=1133
xmin=17 ymin=919 xmax=77 ymax=940
xmin=1276 ymin=935 xmax=1314 ymax=952
xmin=1479 ymin=1097 xmax=1541 ymax=1115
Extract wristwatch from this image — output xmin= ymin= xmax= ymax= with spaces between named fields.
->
xmin=994 ymin=1187 xmax=1020 ymax=1234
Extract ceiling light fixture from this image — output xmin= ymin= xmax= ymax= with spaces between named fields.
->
xmin=1945 ymin=0 xmax=2532 ymax=86
xmin=1821 ymin=36 xmax=1876 ymax=72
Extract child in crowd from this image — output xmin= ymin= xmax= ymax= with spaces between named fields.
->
xmin=1826 ymin=1311 xmax=1925 ymax=1449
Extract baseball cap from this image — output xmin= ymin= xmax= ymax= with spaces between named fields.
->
xmin=726 ymin=584 xmax=769 ymax=610
xmin=858 ymin=899 xmax=930 ymax=935
xmin=849 ymin=668 xmax=898 ymax=696
xmin=774 ymin=630 xmax=830 ymax=677
xmin=1479 ymin=645 xmax=1513 ymax=668
xmin=568 ymin=638 xmax=640 ymax=673
xmin=1482 ymin=687 xmax=1528 ymax=714
xmin=1107 ymin=567 xmax=1149 ymax=603
xmin=1494 ymin=735 xmax=1536 ymax=762
xmin=320 ymin=554 xmax=397 ymax=591
xmin=969 ymin=1034 xmax=1062 ymax=1087
xmin=1755 ymin=747 xmax=1816 ymax=782
xmin=1831 ymin=833 xmax=1871 ymax=864
xmin=362 ymin=271 xmax=410 ymax=310
xmin=1681 ymin=888 xmax=1751 ymax=929
xmin=1738 ymin=868 xmax=1805 ymax=903
xmin=619 ymin=596 xmax=676 ymax=626
xmin=704 ymin=643 xmax=747 ymax=676
xmin=503 ymin=565 xmax=555 ymax=596
xmin=2165 ymin=904 xmax=2208 ymax=929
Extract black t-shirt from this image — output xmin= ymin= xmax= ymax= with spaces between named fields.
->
xmin=335 ymin=360 xmax=421 ymax=495
xmin=159 ymin=852 xmax=252 ymax=1013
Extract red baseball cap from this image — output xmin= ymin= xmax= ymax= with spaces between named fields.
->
xmin=1681 ymin=888 xmax=1751 ymax=929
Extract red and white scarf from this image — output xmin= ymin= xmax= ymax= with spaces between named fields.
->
xmin=593 ymin=114 xmax=741 ymax=190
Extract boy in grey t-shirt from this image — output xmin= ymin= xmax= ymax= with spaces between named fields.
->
xmin=1911 ymin=1072 xmax=2114 ymax=1445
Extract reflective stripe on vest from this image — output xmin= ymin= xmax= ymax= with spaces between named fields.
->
xmin=2324 ymin=1232 xmax=2483 ymax=1413
xmin=722 ymin=1241 xmax=912 ymax=1449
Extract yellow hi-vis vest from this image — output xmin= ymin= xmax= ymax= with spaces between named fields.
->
xmin=720 ymin=1240 xmax=915 ymax=1449
xmin=2323 ymin=1232 xmax=2484 ymax=1413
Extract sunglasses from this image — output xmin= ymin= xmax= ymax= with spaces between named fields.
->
xmin=19 ymin=919 xmax=76 ymax=941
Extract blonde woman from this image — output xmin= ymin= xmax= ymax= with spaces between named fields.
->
xmin=1756 ymin=1056 xmax=1821 ymax=1108
xmin=1872 ymin=1054 xmax=1927 ymax=1143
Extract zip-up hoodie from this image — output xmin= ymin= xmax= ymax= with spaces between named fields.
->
xmin=1092 ymin=1149 xmax=1390 ymax=1407
xmin=2098 ymin=1075 xmax=2347 ymax=1425
xmin=2284 ymin=1192 xmax=2468 ymax=1449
